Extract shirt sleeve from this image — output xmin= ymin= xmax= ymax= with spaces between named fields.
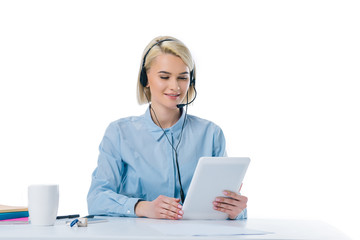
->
xmin=212 ymin=125 xmax=227 ymax=157
xmin=87 ymin=122 xmax=141 ymax=217
xmin=235 ymin=208 xmax=247 ymax=220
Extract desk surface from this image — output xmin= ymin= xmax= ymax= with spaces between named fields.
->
xmin=0 ymin=217 xmax=350 ymax=240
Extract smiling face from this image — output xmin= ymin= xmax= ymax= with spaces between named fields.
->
xmin=146 ymin=53 xmax=190 ymax=111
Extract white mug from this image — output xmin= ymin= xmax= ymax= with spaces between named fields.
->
xmin=28 ymin=184 xmax=59 ymax=226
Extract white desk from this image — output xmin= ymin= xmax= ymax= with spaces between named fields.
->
xmin=0 ymin=217 xmax=350 ymax=240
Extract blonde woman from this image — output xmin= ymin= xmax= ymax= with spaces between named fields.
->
xmin=87 ymin=36 xmax=248 ymax=220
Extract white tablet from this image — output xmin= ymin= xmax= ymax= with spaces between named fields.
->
xmin=182 ymin=157 xmax=250 ymax=220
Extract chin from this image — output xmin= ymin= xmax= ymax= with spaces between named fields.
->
xmin=166 ymin=102 xmax=181 ymax=110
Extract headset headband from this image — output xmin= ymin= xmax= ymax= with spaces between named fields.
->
xmin=142 ymin=39 xmax=174 ymax=69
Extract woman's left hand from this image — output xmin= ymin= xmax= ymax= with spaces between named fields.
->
xmin=213 ymin=190 xmax=248 ymax=219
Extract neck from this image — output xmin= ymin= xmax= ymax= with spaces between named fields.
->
xmin=149 ymin=104 xmax=181 ymax=129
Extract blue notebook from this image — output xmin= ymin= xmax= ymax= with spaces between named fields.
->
xmin=0 ymin=211 xmax=29 ymax=220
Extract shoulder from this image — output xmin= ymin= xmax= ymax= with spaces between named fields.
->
xmin=105 ymin=115 xmax=145 ymax=134
xmin=186 ymin=114 xmax=223 ymax=133
xmin=186 ymin=114 xmax=226 ymax=155
xmin=110 ymin=115 xmax=142 ymax=126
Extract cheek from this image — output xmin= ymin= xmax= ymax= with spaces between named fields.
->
xmin=179 ymin=81 xmax=190 ymax=91
xmin=148 ymin=79 xmax=164 ymax=92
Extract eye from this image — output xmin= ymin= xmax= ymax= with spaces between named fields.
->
xmin=178 ymin=76 xmax=188 ymax=80
xmin=160 ymin=76 xmax=169 ymax=80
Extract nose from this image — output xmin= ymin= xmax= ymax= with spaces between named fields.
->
xmin=169 ymin=77 xmax=180 ymax=91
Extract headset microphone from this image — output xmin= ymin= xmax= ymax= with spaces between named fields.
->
xmin=177 ymin=86 xmax=197 ymax=108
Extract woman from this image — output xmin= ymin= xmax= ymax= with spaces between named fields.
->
xmin=87 ymin=36 xmax=248 ymax=220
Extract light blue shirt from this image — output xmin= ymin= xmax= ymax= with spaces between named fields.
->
xmin=87 ymin=107 xmax=247 ymax=219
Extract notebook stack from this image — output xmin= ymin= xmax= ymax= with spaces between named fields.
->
xmin=0 ymin=205 xmax=29 ymax=224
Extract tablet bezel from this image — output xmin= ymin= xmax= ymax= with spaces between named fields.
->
xmin=182 ymin=157 xmax=250 ymax=220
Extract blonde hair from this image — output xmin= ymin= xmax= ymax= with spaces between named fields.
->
xmin=137 ymin=36 xmax=196 ymax=105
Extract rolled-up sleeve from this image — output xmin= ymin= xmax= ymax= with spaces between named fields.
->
xmin=235 ymin=208 xmax=247 ymax=220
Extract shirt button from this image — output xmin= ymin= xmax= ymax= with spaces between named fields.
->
xmin=127 ymin=210 xmax=131 ymax=214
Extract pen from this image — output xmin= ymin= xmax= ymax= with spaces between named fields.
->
xmin=56 ymin=214 xmax=80 ymax=219
xmin=70 ymin=219 xmax=79 ymax=227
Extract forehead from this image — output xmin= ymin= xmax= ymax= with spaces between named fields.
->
xmin=149 ymin=53 xmax=189 ymax=72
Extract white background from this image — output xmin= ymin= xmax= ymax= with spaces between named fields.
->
xmin=0 ymin=0 xmax=359 ymax=239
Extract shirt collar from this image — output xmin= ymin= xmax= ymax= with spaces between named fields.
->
xmin=143 ymin=106 xmax=187 ymax=141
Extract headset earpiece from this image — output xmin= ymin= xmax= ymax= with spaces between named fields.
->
xmin=140 ymin=67 xmax=148 ymax=87
xmin=190 ymin=70 xmax=195 ymax=86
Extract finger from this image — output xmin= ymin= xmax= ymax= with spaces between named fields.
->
xmin=213 ymin=202 xmax=234 ymax=212
xmin=213 ymin=202 xmax=243 ymax=219
xmin=159 ymin=212 xmax=176 ymax=220
xmin=216 ymin=195 xmax=247 ymax=207
xmin=239 ymin=195 xmax=248 ymax=203
xmin=159 ymin=208 xmax=182 ymax=220
xmin=213 ymin=198 xmax=237 ymax=208
xmin=239 ymin=183 xmax=243 ymax=192
xmin=163 ymin=204 xmax=182 ymax=216
xmin=162 ymin=197 xmax=182 ymax=208
xmin=161 ymin=199 xmax=183 ymax=214
xmin=223 ymin=190 xmax=242 ymax=200
xmin=157 ymin=202 xmax=181 ymax=218
xmin=224 ymin=191 xmax=248 ymax=206
xmin=215 ymin=197 xmax=238 ymax=207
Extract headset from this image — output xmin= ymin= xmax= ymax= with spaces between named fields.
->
xmin=140 ymin=38 xmax=197 ymax=203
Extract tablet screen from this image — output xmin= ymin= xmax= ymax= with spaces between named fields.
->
xmin=182 ymin=157 xmax=250 ymax=220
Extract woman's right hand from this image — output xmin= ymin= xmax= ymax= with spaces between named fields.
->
xmin=134 ymin=195 xmax=183 ymax=220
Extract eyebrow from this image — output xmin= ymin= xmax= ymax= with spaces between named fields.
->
xmin=158 ymin=71 xmax=189 ymax=75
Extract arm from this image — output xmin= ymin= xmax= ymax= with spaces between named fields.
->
xmin=87 ymin=122 xmax=184 ymax=219
xmin=87 ymin=123 xmax=140 ymax=217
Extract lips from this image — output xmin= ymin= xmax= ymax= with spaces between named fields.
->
xmin=164 ymin=93 xmax=180 ymax=97
xmin=164 ymin=93 xmax=181 ymax=100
